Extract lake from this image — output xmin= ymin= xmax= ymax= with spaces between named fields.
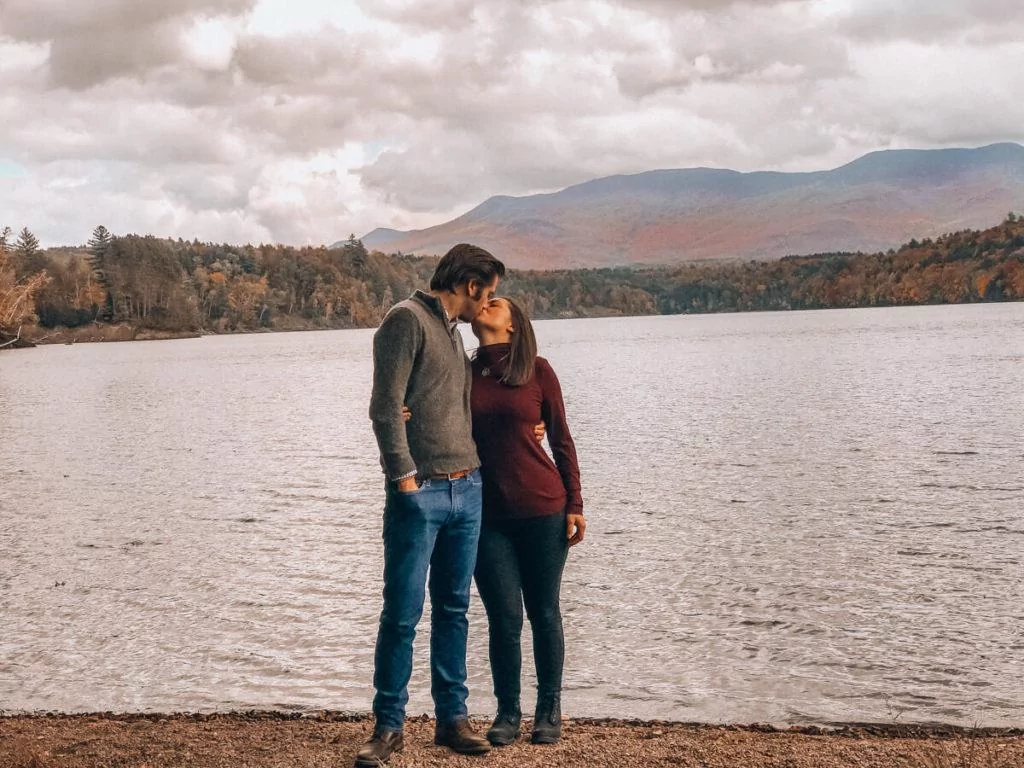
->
xmin=1 ymin=303 xmax=1022 ymax=726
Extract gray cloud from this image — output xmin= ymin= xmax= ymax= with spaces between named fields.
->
xmin=162 ymin=167 xmax=254 ymax=213
xmin=357 ymin=0 xmax=479 ymax=29
xmin=232 ymin=31 xmax=363 ymax=86
xmin=613 ymin=10 xmax=851 ymax=99
xmin=614 ymin=0 xmax=803 ymax=10
xmin=0 ymin=0 xmax=253 ymax=39
xmin=0 ymin=0 xmax=256 ymax=89
xmin=839 ymin=0 xmax=1022 ymax=42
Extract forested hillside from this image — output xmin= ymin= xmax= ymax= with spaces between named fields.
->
xmin=2 ymin=215 xmax=1023 ymax=348
xmin=504 ymin=215 xmax=1024 ymax=317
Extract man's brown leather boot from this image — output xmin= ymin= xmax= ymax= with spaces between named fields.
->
xmin=353 ymin=728 xmax=403 ymax=767
xmin=434 ymin=718 xmax=492 ymax=755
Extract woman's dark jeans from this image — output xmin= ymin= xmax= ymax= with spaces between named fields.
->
xmin=474 ymin=512 xmax=569 ymax=709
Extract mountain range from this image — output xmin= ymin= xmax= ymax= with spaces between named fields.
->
xmin=343 ymin=143 xmax=1024 ymax=269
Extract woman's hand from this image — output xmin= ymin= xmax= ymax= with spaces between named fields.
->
xmin=401 ymin=406 xmax=412 ymax=422
xmin=567 ymin=513 xmax=586 ymax=546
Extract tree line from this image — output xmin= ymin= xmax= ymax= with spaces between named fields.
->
xmin=2 ymin=215 xmax=1023 ymax=347
xmin=504 ymin=214 xmax=1024 ymax=317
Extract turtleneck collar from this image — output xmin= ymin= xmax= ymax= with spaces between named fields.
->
xmin=475 ymin=342 xmax=512 ymax=372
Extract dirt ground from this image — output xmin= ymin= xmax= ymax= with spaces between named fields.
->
xmin=2 ymin=713 xmax=1023 ymax=768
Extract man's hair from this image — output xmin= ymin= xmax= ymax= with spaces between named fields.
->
xmin=430 ymin=243 xmax=506 ymax=293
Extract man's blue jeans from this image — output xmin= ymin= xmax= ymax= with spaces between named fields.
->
xmin=372 ymin=471 xmax=483 ymax=731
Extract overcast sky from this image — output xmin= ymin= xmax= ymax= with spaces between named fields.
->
xmin=2 ymin=0 xmax=1023 ymax=247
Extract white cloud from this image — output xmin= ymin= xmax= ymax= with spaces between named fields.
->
xmin=0 ymin=0 xmax=1022 ymax=246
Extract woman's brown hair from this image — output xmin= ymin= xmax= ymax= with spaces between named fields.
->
xmin=500 ymin=297 xmax=537 ymax=387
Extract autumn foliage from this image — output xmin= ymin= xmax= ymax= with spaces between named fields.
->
xmin=0 ymin=227 xmax=52 ymax=346
xmin=502 ymin=214 xmax=1024 ymax=317
xmin=2 ymin=215 xmax=1023 ymax=346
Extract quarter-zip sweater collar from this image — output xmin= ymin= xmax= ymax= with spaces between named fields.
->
xmin=413 ymin=289 xmax=459 ymax=336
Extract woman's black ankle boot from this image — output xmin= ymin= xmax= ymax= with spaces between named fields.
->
xmin=486 ymin=701 xmax=521 ymax=746
xmin=531 ymin=692 xmax=562 ymax=744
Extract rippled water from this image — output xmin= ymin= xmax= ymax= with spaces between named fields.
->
xmin=1 ymin=304 xmax=1023 ymax=726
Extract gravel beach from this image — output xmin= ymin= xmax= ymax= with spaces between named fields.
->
xmin=3 ymin=713 xmax=1023 ymax=768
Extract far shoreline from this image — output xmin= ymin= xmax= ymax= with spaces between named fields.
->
xmin=8 ymin=298 xmax=1024 ymax=351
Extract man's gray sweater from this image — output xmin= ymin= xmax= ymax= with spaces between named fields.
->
xmin=369 ymin=290 xmax=480 ymax=480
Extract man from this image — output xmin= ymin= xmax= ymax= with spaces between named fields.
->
xmin=357 ymin=243 xmax=505 ymax=767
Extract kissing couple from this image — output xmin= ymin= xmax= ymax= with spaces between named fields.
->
xmin=356 ymin=244 xmax=586 ymax=766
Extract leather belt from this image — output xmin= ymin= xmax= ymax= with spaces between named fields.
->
xmin=430 ymin=469 xmax=471 ymax=481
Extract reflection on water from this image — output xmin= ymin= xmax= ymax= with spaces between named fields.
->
xmin=1 ymin=303 xmax=1023 ymax=726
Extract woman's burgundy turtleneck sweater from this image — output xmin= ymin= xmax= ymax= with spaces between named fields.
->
xmin=470 ymin=343 xmax=583 ymax=521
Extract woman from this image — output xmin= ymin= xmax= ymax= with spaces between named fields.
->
xmin=469 ymin=296 xmax=585 ymax=747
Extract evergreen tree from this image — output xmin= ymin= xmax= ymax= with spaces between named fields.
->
xmin=15 ymin=227 xmax=40 ymax=258
xmin=87 ymin=225 xmax=114 ymax=319
xmin=343 ymin=233 xmax=368 ymax=271
xmin=13 ymin=227 xmax=47 ymax=279
xmin=88 ymin=225 xmax=112 ymax=261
